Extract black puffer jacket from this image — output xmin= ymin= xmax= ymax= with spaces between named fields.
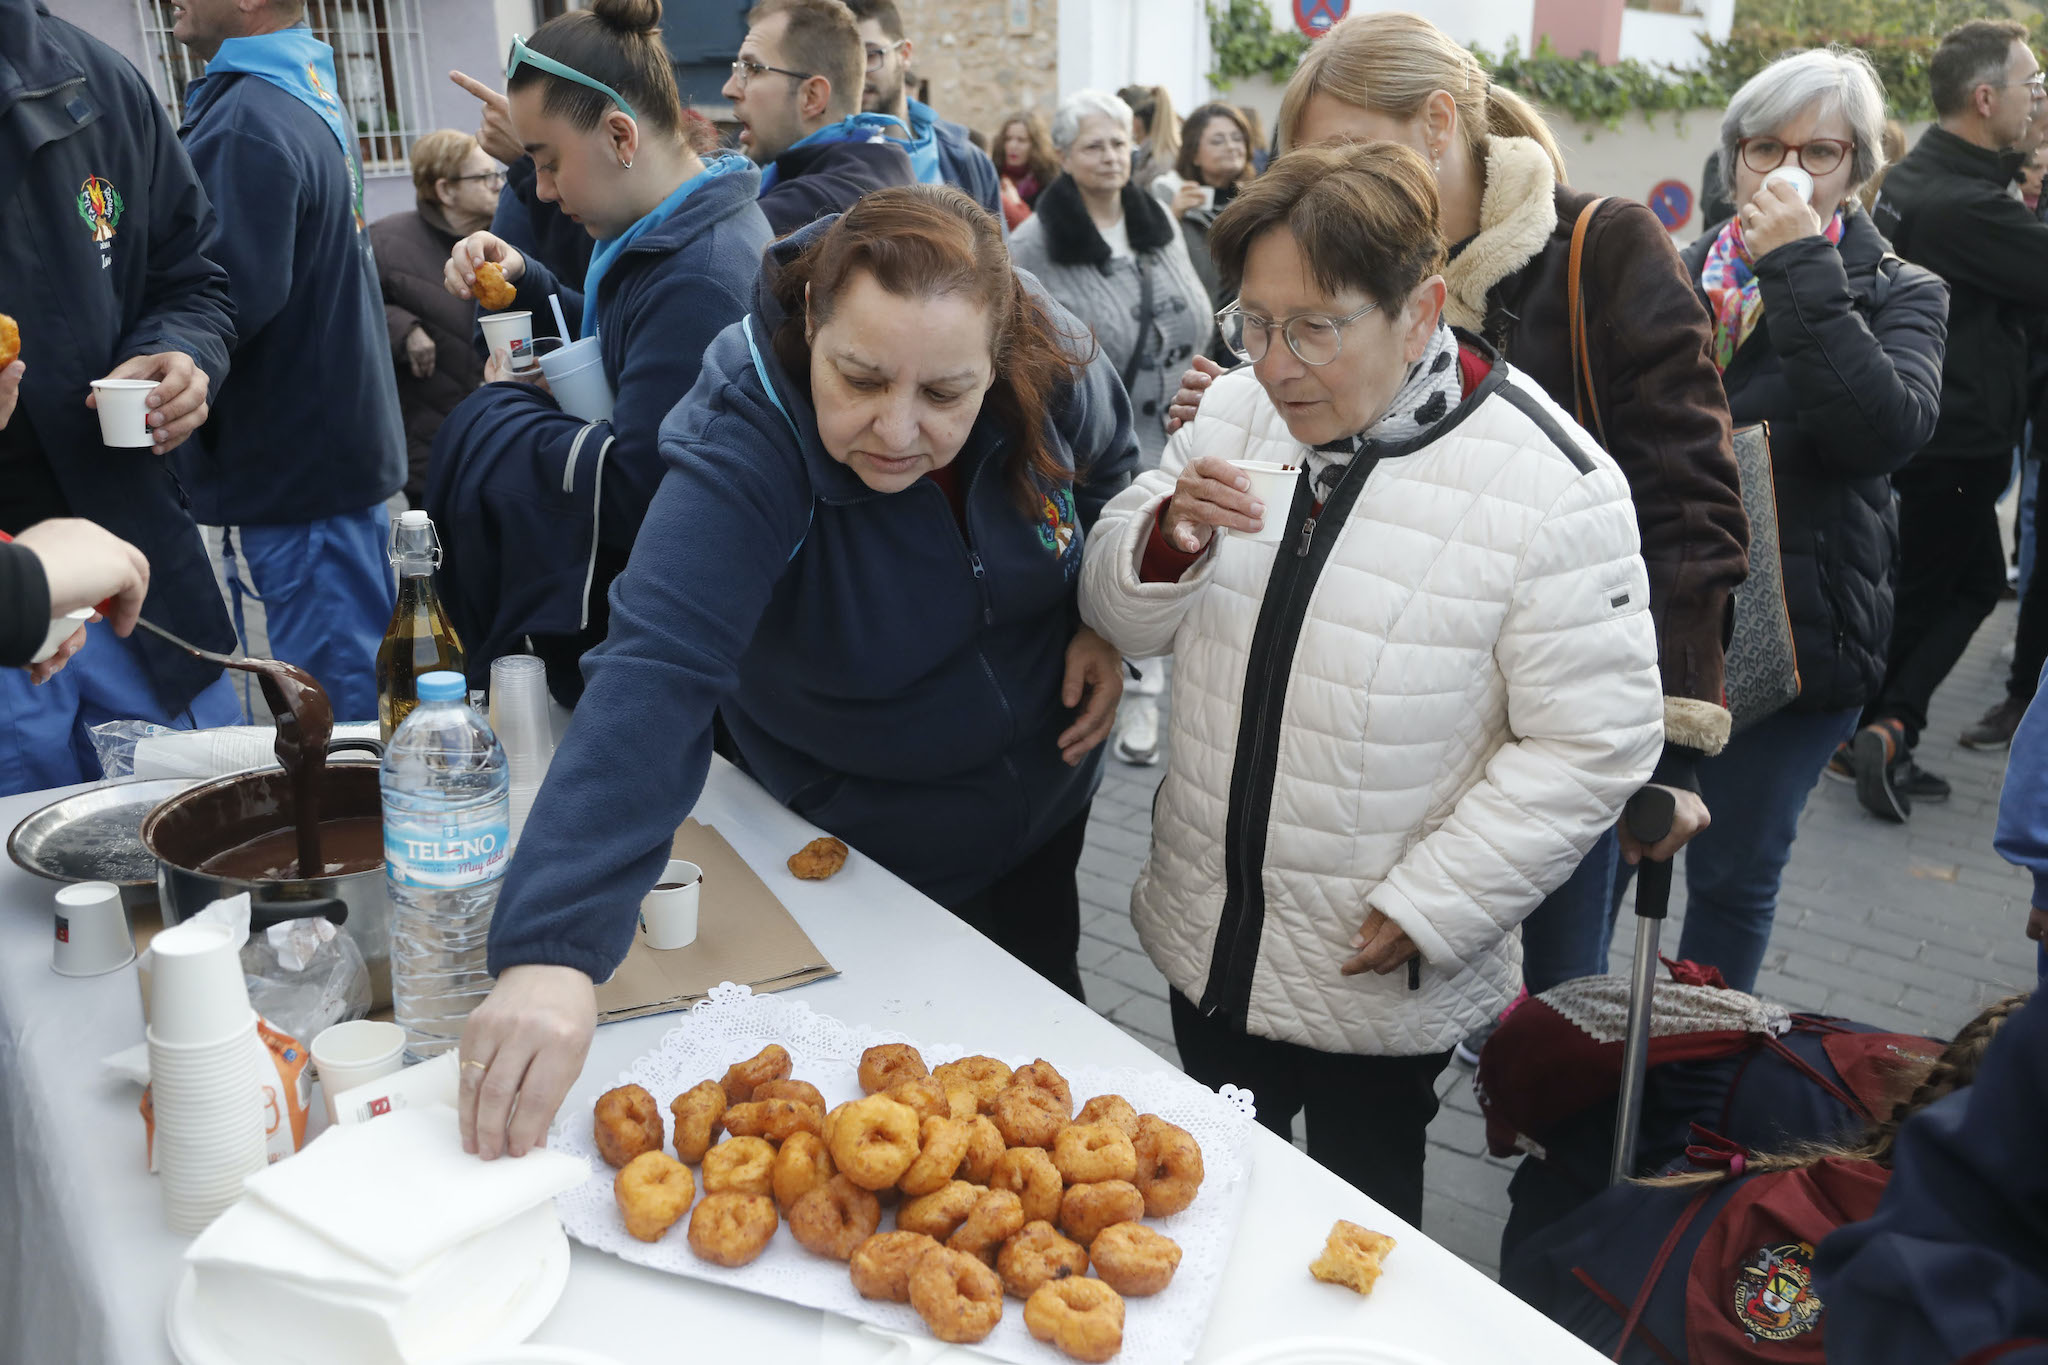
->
xmin=1680 ymin=208 xmax=1948 ymax=714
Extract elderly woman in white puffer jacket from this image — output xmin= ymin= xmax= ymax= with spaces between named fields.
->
xmin=1078 ymin=142 xmax=1665 ymax=1224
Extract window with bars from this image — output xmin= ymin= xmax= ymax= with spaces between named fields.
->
xmin=134 ymin=0 xmax=433 ymax=171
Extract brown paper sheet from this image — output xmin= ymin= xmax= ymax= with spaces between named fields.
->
xmin=593 ymin=819 xmax=838 ymax=1023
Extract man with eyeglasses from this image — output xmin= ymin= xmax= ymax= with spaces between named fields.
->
xmin=721 ymin=0 xmax=913 ymax=235
xmin=843 ymin=0 xmax=1003 ymax=223
xmin=1852 ymin=20 xmax=2048 ymax=813
xmin=170 ymin=0 xmax=405 ymax=725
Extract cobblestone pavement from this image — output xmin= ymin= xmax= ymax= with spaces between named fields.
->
xmin=1074 ymin=602 xmax=2042 ymax=1278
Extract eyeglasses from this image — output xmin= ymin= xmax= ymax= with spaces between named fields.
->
xmin=863 ymin=41 xmax=907 ymax=73
xmin=1738 ymin=135 xmax=1851 ymax=177
xmin=507 ymin=34 xmax=638 ymax=121
xmin=730 ymin=56 xmax=814 ymax=89
xmin=448 ymin=170 xmax=506 ymax=188
xmin=2004 ymin=73 xmax=2048 ymax=95
xmin=1218 ymin=299 xmax=1380 ymax=367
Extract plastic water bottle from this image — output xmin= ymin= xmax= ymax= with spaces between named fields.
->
xmin=382 ymin=670 xmax=510 ymax=1061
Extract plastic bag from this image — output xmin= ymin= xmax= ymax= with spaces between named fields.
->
xmin=88 ymin=718 xmax=381 ymax=779
xmin=244 ymin=915 xmax=372 ymax=1044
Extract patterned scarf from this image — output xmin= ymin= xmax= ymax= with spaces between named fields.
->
xmin=1700 ymin=210 xmax=1845 ymax=371
xmin=1306 ymin=322 xmax=1463 ymax=497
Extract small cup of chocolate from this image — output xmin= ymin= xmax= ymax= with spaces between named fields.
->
xmin=639 ymin=858 xmax=702 ymax=950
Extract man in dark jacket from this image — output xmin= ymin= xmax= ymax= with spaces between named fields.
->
xmin=0 ymin=0 xmax=241 ymax=795
xmin=722 ymin=0 xmax=914 ymax=235
xmin=1859 ymin=18 xmax=2048 ymax=814
xmin=174 ymin=0 xmax=406 ymax=725
xmin=845 ymin=0 xmax=1003 ymax=222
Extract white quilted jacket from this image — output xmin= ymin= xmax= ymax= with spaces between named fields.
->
xmin=1078 ymin=360 xmax=1665 ymax=1055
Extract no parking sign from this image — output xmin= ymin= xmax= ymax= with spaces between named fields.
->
xmin=1649 ymin=178 xmax=1694 ymax=232
xmin=1293 ymin=0 xmax=1349 ymax=36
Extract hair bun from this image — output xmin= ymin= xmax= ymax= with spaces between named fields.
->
xmin=591 ymin=0 xmax=661 ymax=34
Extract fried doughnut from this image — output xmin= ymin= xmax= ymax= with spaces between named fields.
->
xmin=992 ymin=1084 xmax=1067 ymax=1150
xmin=990 ymin=1145 xmax=1065 ymax=1224
xmin=909 ymin=1246 xmax=1005 ymax=1345
xmin=959 ymin=1114 xmax=1006 ymax=1184
xmin=1012 ymin=1059 xmax=1073 ymax=1117
xmin=944 ymin=1084 xmax=982 ymax=1120
xmin=858 ymin=1043 xmax=928 ymax=1094
xmin=720 ymin=1044 xmax=793 ymax=1104
xmin=1025 ymin=1277 xmax=1125 ymax=1363
xmin=1310 ymin=1219 xmax=1396 ymax=1296
xmin=753 ymin=1078 xmax=826 ymax=1112
xmin=724 ymin=1097 xmax=824 ymax=1143
xmin=686 ymin=1191 xmax=778 ymax=1267
xmin=1075 ymin=1094 xmax=1140 ymax=1140
xmin=849 ymin=1230 xmax=941 ymax=1301
xmin=702 ymin=1136 xmax=777 ymax=1197
xmin=0 ymin=313 xmax=19 ymax=368
xmin=789 ymin=1174 xmax=881 ymax=1261
xmin=613 ymin=1151 xmax=695 ymax=1242
xmin=1054 ymin=1122 xmax=1138 ymax=1185
xmin=1058 ymin=1179 xmax=1144 ymax=1246
xmin=997 ymin=1220 xmax=1090 ymax=1298
xmin=1133 ymin=1116 xmax=1205 ymax=1217
xmin=899 ymin=1115 xmax=971 ymax=1196
xmin=947 ymin=1186 xmax=1025 ymax=1264
xmin=1090 ymin=1220 xmax=1182 ymax=1296
xmin=472 ymin=259 xmax=518 ymax=311
xmin=897 ymin=1179 xmax=982 ymax=1240
xmin=670 ymin=1080 xmax=727 ymax=1164
xmin=592 ymin=1084 xmax=666 ymax=1169
xmin=931 ymin=1055 xmax=1012 ymax=1112
xmin=771 ymin=1131 xmax=835 ymax=1213
xmin=827 ymin=1095 xmax=921 ymax=1190
xmin=888 ymin=1075 xmax=950 ymax=1123
xmin=787 ymin=835 xmax=849 ymax=880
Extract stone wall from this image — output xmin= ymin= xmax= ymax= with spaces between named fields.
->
xmin=893 ymin=0 xmax=1061 ymax=143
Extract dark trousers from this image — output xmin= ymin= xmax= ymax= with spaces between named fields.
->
xmin=1169 ymin=989 xmax=1452 ymax=1225
xmin=948 ymin=802 xmax=1091 ymax=1002
xmin=1870 ymin=459 xmax=2010 ymax=745
xmin=2014 ymin=465 xmax=2048 ymax=701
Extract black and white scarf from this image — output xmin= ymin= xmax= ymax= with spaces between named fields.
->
xmin=1306 ymin=323 xmax=1462 ymax=497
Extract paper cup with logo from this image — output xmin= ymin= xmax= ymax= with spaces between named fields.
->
xmin=52 ymin=880 xmax=134 ymax=976
xmin=148 ymin=919 xmax=256 ymax=1046
xmin=1229 ymin=460 xmax=1302 ymax=545
xmin=312 ymin=1019 xmax=407 ymax=1125
xmin=537 ymin=336 xmax=615 ymax=422
xmin=1762 ymin=164 xmax=1814 ymax=204
xmin=90 ymin=378 xmax=158 ymax=447
xmin=330 ymin=1050 xmax=461 ymax=1126
xmin=479 ymin=310 xmax=537 ymax=372
xmin=639 ymin=859 xmax=702 ymax=951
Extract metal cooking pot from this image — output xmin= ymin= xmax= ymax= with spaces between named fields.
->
xmin=140 ymin=752 xmax=395 ymax=1007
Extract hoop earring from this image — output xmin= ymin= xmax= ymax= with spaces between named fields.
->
xmin=620 ymin=157 xmax=633 ymax=170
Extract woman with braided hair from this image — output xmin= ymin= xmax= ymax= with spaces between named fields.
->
xmin=1500 ymin=994 xmax=2029 ymax=1363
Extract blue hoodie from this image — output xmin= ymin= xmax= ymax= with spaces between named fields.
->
xmin=427 ymin=164 xmax=772 ymax=699
xmin=177 ymin=37 xmax=405 ymax=524
xmin=908 ymin=98 xmax=1003 ymax=223
xmin=486 ymin=218 xmax=1139 ymax=983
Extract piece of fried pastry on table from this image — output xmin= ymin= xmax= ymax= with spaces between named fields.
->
xmin=471 ymin=260 xmax=518 ymax=311
xmin=1310 ymin=1219 xmax=1396 ymax=1296
xmin=787 ymin=835 xmax=849 ymax=880
xmin=613 ymin=1151 xmax=694 ymax=1242
xmin=591 ymin=1084 xmax=665 ymax=1169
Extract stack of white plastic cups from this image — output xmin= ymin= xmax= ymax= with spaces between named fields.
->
xmin=488 ymin=654 xmax=555 ymax=848
xmin=146 ymin=919 xmax=268 ymax=1235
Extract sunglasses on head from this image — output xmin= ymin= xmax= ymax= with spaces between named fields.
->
xmin=505 ymin=34 xmax=639 ymax=121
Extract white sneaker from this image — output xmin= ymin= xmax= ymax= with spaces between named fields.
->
xmin=1113 ymin=699 xmax=1161 ymax=766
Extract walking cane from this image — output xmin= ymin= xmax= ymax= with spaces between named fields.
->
xmin=1609 ymin=785 xmax=1678 ymax=1187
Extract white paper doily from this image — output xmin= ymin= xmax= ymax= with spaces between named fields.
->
xmin=551 ymin=984 xmax=1257 ymax=1365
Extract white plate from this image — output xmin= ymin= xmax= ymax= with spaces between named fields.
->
xmin=445 ymin=1349 xmax=629 ymax=1365
xmin=1209 ymin=1341 xmax=1454 ymax=1365
xmin=164 ymin=1218 xmax=570 ymax=1365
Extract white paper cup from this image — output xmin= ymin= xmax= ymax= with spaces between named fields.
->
xmin=1763 ymin=164 xmax=1814 ymax=203
xmin=90 ymin=378 xmax=157 ymax=447
xmin=639 ymin=859 xmax=701 ymax=951
xmin=52 ymin=880 xmax=134 ymax=976
xmin=1231 ymin=460 xmax=1302 ymax=545
xmin=538 ymin=336 xmax=615 ymax=422
xmin=149 ymin=1019 xmax=268 ymax=1233
xmin=30 ymin=608 xmax=94 ymax=666
xmin=479 ymin=310 xmax=537 ymax=372
xmin=312 ymin=1019 xmax=407 ymax=1125
xmin=148 ymin=919 xmax=254 ymax=1046
xmin=330 ymin=1050 xmax=461 ymax=1125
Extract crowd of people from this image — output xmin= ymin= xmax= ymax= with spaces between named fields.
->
xmin=2 ymin=0 xmax=2045 ymax=1356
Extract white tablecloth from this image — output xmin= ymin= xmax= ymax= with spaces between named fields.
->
xmin=0 ymin=759 xmax=1604 ymax=1364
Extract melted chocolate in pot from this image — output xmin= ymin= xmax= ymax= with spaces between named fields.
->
xmin=194 ymin=815 xmax=383 ymax=880
xmin=218 ymin=658 xmax=334 ymax=877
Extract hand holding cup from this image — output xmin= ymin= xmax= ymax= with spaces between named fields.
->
xmin=1158 ymin=454 xmax=1270 ymax=554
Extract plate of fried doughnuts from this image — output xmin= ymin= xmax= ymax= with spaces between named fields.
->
xmin=550 ymin=983 xmax=1257 ymax=1365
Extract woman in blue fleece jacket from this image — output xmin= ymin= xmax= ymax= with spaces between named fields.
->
xmin=457 ymin=186 xmax=1139 ymax=1160
xmin=429 ymin=0 xmax=772 ymax=704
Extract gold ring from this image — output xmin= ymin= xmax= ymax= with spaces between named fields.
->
xmin=462 ymin=1058 xmax=488 ymax=1072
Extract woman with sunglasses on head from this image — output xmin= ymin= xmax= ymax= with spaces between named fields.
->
xmin=1079 ymin=143 xmax=1664 ymax=1222
xmin=431 ymin=0 xmax=774 ymax=704
xmin=1164 ymin=12 xmax=1748 ymax=1033
xmin=371 ymin=130 xmax=503 ymax=508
